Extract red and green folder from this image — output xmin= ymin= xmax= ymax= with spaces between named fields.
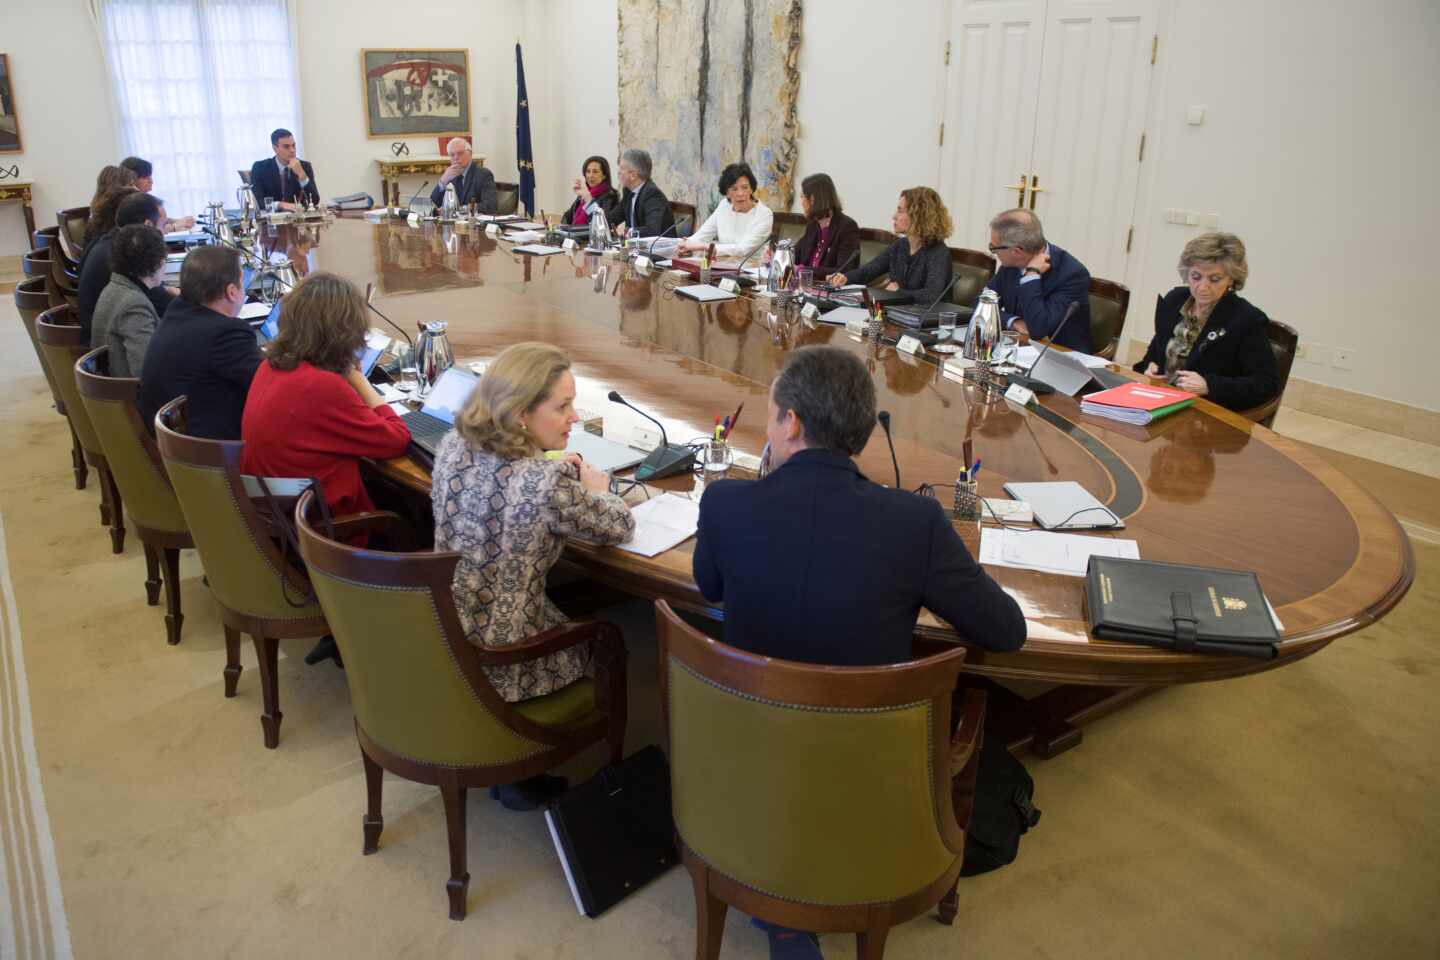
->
xmin=1080 ymin=382 xmax=1196 ymax=425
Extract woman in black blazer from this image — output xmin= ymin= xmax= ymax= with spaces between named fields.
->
xmin=793 ymin=173 xmax=860 ymax=274
xmin=1135 ymin=232 xmax=1278 ymax=411
xmin=560 ymin=155 xmax=620 ymax=227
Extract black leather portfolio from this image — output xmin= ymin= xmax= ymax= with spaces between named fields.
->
xmin=544 ymin=745 xmax=678 ymax=918
xmin=1085 ymin=556 xmax=1279 ymax=659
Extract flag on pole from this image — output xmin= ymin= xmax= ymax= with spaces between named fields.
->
xmin=515 ymin=43 xmax=535 ymax=217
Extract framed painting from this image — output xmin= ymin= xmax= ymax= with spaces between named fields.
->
xmin=0 ymin=54 xmax=21 ymax=153
xmin=361 ymin=49 xmax=470 ymax=140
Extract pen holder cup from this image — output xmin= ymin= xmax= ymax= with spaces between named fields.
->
xmin=952 ymin=480 xmax=980 ymax=522
xmin=702 ymin=440 xmax=733 ymax=476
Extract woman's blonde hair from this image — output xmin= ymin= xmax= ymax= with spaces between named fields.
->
xmin=1178 ymin=232 xmax=1249 ymax=290
xmin=455 ymin=342 xmax=571 ymax=459
xmin=901 ymin=186 xmax=953 ymax=246
xmin=265 ymin=272 xmax=369 ymax=373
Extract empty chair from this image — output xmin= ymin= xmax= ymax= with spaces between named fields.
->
xmin=493 ymin=181 xmax=520 ymax=215
xmin=294 ymin=488 xmax=628 ymax=920
xmin=75 ymin=347 xmax=194 ymax=645
xmin=57 ymin=206 xmax=91 ymax=263
xmin=1088 ymin=277 xmax=1132 ymax=360
xmin=14 ymin=277 xmax=86 ymax=488
xmin=656 ymin=600 xmax=984 ymax=960
xmin=669 ymin=200 xmax=697 ymax=236
xmin=771 ymin=210 xmax=808 ymax=246
xmin=237 ymin=169 xmax=252 ymax=185
xmin=948 ymin=247 xmax=996 ymax=310
xmin=154 ymin=397 xmax=329 ymax=748
xmin=34 ymin=305 xmax=125 ymax=551
xmin=48 ymin=245 xmax=80 ymax=307
xmin=1241 ymin=320 xmax=1300 ymax=429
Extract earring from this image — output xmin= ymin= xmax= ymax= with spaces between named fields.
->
xmin=520 ymin=421 xmax=528 ymax=433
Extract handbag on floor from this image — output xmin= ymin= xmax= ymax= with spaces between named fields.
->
xmin=544 ymin=745 xmax=678 ymax=917
xmin=961 ymin=738 xmax=1042 ymax=876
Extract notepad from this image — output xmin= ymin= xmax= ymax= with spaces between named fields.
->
xmin=512 ymin=244 xmax=565 ymax=256
xmin=820 ymin=306 xmax=868 ymax=326
xmin=979 ymin=528 xmax=1139 ymax=578
xmin=674 ymin=284 xmax=736 ymax=302
xmin=615 ymin=494 xmax=700 ymax=557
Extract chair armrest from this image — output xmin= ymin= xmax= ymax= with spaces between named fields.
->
xmin=477 ymin=618 xmax=623 ymax=667
xmin=329 ymin=510 xmax=416 ymax=548
xmin=1239 ymin=396 xmax=1281 ymax=426
xmin=950 ymin=689 xmax=987 ymax=779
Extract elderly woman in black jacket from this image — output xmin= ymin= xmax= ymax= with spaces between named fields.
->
xmin=1135 ymin=232 xmax=1278 ymax=411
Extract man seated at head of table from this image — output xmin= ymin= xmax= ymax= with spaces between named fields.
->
xmin=78 ymin=191 xmax=172 ymax=345
xmin=248 ymin=128 xmax=320 ymax=211
xmin=120 ymin=155 xmax=195 ymax=232
xmin=826 ymin=187 xmax=955 ymax=306
xmin=983 ymin=208 xmax=1092 ymax=352
xmin=675 ymin=162 xmax=773 ymax=259
xmin=429 ymin=136 xmax=498 ymax=214
xmin=609 ymin=148 xmax=676 ymax=238
xmin=139 ymin=246 xmax=262 ymax=439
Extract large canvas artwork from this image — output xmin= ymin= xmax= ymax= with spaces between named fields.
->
xmin=617 ymin=1 xmax=801 ymax=216
xmin=362 ymin=49 xmax=470 ymax=139
xmin=0 ymin=55 xmax=21 ymax=153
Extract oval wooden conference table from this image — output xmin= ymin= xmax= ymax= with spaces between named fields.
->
xmin=298 ymin=216 xmax=1414 ymax=756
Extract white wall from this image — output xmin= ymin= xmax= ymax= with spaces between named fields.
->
xmin=0 ymin=1 xmax=119 ymax=257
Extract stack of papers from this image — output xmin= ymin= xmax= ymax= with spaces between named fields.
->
xmin=979 ymin=528 xmax=1139 ymax=577
xmin=1080 ymin=382 xmax=1195 ymax=425
xmin=512 ymin=244 xmax=565 ymax=256
xmin=819 ymin=306 xmax=868 ymax=327
xmin=674 ymin=284 xmax=735 ymax=302
xmin=504 ymin=230 xmax=545 ymax=243
xmin=615 ymin=494 xmax=700 ymax=557
xmin=1015 ymin=345 xmax=1113 ymax=370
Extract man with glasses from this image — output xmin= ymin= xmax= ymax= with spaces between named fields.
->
xmin=983 ymin=208 xmax=1092 ymax=352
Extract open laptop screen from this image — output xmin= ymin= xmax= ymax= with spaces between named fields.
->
xmin=419 ymin=368 xmax=479 ymax=424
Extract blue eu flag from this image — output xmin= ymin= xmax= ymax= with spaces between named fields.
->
xmin=515 ymin=43 xmax=535 ymax=217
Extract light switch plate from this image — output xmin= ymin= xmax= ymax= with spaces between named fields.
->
xmin=1187 ymin=105 xmax=1206 ymax=125
xmin=1333 ymin=347 xmax=1355 ymax=370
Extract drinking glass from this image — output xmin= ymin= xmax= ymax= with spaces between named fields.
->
xmin=994 ymin=330 xmax=1021 ymax=373
xmin=795 ymin=266 xmax=814 ymax=294
xmin=702 ymin=439 xmax=733 ymax=476
xmin=932 ymin=310 xmax=961 ymax=354
xmin=626 ymin=227 xmax=641 ymax=257
xmin=265 ymin=198 xmax=279 ymax=216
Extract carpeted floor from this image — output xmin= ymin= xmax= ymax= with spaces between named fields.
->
xmin=0 ymin=298 xmax=1436 ymax=959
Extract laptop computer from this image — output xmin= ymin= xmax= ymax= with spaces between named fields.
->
xmin=252 ymin=302 xmax=388 ymax=378
xmin=401 ymin=367 xmax=479 ymax=458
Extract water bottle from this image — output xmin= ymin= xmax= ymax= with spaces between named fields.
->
xmin=964 ymin=289 xmax=1002 ymax=363
xmin=441 ymin=182 xmax=459 ymax=220
xmin=626 ymin=227 xmax=641 ymax=258
xmin=757 ymin=242 xmax=773 ymax=288
xmin=588 ymin=205 xmax=610 ymax=251
xmin=414 ymin=320 xmax=454 ymax=396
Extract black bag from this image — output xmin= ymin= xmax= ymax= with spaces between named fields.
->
xmin=961 ymin=738 xmax=1042 ymax=876
xmin=543 ymin=745 xmax=678 ymax=917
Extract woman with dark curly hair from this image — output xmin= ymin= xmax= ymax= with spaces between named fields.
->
xmin=677 ymin=161 xmax=774 ymax=258
xmin=90 ymin=223 xmax=168 ymax=377
xmin=827 ymin=186 xmax=953 ymax=305
xmin=561 ymin=155 xmax=620 ymax=227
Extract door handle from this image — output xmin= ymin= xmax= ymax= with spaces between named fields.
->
xmin=1028 ymin=174 xmax=1045 ymax=210
xmin=1003 ymin=173 xmax=1028 ymax=208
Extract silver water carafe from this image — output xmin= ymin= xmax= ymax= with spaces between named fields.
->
xmin=415 ymin=320 xmax=454 ymax=395
xmin=206 ymin=201 xmax=235 ymax=246
xmin=768 ymin=239 xmax=796 ymax=295
xmin=442 ymin=182 xmax=459 ymax=220
xmin=237 ymin=187 xmax=259 ymax=229
xmin=588 ymin=205 xmax=610 ymax=251
xmin=964 ymin=289 xmax=1002 ymax=362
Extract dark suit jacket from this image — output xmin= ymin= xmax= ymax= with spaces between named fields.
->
xmin=984 ymin=243 xmax=1092 ymax=352
xmin=794 ymin=212 xmax=860 ymax=274
xmin=561 ymin=185 xmax=619 ymax=225
xmin=692 ymin=448 xmax=1027 ymax=666
xmin=429 ymin=162 xmax=498 ymax=213
xmin=139 ymin=297 xmax=263 ymax=440
xmin=612 ymin=180 xmax=675 ymax=237
xmin=77 ymin=232 xmax=114 ymax=344
xmin=248 ymin=157 xmax=320 ymax=207
xmin=1134 ymin=287 xmax=1279 ymax=411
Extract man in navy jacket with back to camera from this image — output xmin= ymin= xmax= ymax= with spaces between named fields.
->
xmin=983 ymin=208 xmax=1093 ymax=353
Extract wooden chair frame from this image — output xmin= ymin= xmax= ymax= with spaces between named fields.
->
xmin=56 ymin=206 xmax=90 ymax=265
xmin=655 ymin=600 xmax=984 ymax=959
xmin=493 ymin=181 xmax=521 ymax=216
xmin=294 ymin=488 xmax=627 ymax=920
xmin=1241 ymin=319 xmax=1299 ymax=429
xmin=1088 ymin=277 xmax=1132 ymax=360
xmin=155 ymin=397 xmax=328 ymax=748
xmin=769 ymin=210 xmax=807 ymax=245
xmin=15 ymin=278 xmax=87 ymax=489
xmin=669 ymin=200 xmax=697 ymax=236
xmin=76 ymin=348 xmax=194 ymax=644
xmin=32 ymin=225 xmax=58 ymax=250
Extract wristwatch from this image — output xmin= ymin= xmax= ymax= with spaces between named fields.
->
xmin=1023 ymin=267 xmax=1041 ymax=276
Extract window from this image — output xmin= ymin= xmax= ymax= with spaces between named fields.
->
xmin=93 ymin=0 xmax=302 ymax=218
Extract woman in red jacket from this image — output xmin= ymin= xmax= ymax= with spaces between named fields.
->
xmin=242 ymin=271 xmax=411 ymax=516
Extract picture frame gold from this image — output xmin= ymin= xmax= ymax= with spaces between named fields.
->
xmin=361 ymin=48 xmax=470 ymax=141
xmin=0 ymin=54 xmax=23 ymax=154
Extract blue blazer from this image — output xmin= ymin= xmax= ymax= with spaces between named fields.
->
xmin=248 ymin=157 xmax=319 ymax=207
xmin=984 ymin=243 xmax=1092 ymax=352
xmin=692 ymin=448 xmax=1027 ymax=666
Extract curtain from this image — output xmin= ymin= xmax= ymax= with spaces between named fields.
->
xmin=91 ymin=0 xmax=302 ymax=218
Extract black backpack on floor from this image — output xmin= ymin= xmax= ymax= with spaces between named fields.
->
xmin=961 ymin=738 xmax=1042 ymax=876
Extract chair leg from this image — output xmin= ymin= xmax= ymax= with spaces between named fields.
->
xmin=222 ymin=626 xmax=242 ymax=697
xmin=161 ymin=548 xmax=184 ymax=645
xmin=69 ymin=424 xmax=88 ymax=490
xmin=94 ymin=461 xmax=112 ymax=526
xmin=438 ymin=775 xmax=470 ymax=921
xmin=856 ymin=916 xmax=891 ymax=960
xmin=252 ymin=634 xmax=282 ymax=748
xmin=142 ymin=544 xmax=161 ymax=606
xmin=106 ymin=469 xmax=126 ymax=554
xmin=937 ymin=878 xmax=959 ymax=926
xmin=361 ymin=747 xmax=384 ymax=855
xmin=690 ymin=862 xmax=728 ymax=960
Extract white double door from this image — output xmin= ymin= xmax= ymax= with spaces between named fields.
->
xmin=939 ymin=0 xmax=1159 ymax=282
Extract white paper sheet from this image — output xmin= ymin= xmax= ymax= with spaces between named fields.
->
xmin=238 ymin=301 xmax=273 ymax=320
xmin=1016 ymin=344 xmax=1111 ymax=369
xmin=674 ymin=284 xmax=736 ymax=302
xmin=979 ymin=528 xmax=1139 ymax=578
xmin=820 ymin=306 xmax=869 ymax=326
xmin=615 ymin=493 xmax=700 ymax=557
xmin=512 ymin=244 xmax=565 ymax=256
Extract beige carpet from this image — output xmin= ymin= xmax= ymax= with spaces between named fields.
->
xmin=0 ymin=298 xmax=1436 ymax=959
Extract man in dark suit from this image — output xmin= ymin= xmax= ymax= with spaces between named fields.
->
xmin=983 ymin=208 xmax=1093 ymax=353
xmin=693 ymin=346 xmax=1026 ymax=666
xmin=139 ymin=246 xmax=262 ymax=439
xmin=610 ymin=148 xmax=675 ymax=238
xmin=78 ymin=192 xmax=171 ymax=344
xmin=428 ymin=137 xmax=497 ymax=213
xmin=248 ymin=128 xmax=319 ymax=210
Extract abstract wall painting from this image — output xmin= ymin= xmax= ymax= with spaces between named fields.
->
xmin=0 ymin=55 xmax=22 ymax=153
xmin=362 ymin=49 xmax=470 ymax=139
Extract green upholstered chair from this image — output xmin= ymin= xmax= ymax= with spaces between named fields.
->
xmin=655 ymin=600 xmax=985 ymax=960
xmin=494 ymin=181 xmax=521 ymax=216
xmin=32 ymin=225 xmax=58 ymax=250
xmin=22 ymin=245 xmax=64 ymax=309
xmin=35 ymin=305 xmax=125 ymax=551
xmin=75 ymin=348 xmax=194 ymax=645
xmin=293 ymin=488 xmax=629 ymax=921
xmin=154 ymin=397 xmax=329 ymax=748
xmin=56 ymin=206 xmax=90 ymax=265
xmin=1088 ymin=277 xmax=1131 ymax=360
xmin=856 ymin=228 xmax=897 ymax=285
xmin=15 ymin=277 xmax=86 ymax=489
xmin=948 ymin=247 xmax=997 ymax=311
xmin=666 ymin=200 xmax=696 ymax=237
xmin=770 ymin=211 xmax=807 ymax=246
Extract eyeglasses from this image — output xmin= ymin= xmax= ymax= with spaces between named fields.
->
xmin=988 ymin=244 xmax=1016 ymax=254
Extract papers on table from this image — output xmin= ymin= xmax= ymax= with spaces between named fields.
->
xmin=504 ymin=230 xmax=545 ymax=243
xmin=820 ymin=306 xmax=868 ymax=326
xmin=981 ymin=498 xmax=1033 ymax=523
xmin=164 ymin=230 xmax=207 ymax=244
xmin=238 ymin=301 xmax=272 ymax=320
xmin=512 ymin=244 xmax=565 ymax=256
xmin=645 ymin=238 xmax=681 ymax=257
xmin=979 ymin=527 xmax=1139 ymax=578
xmin=674 ymin=284 xmax=736 ymax=302
xmin=1015 ymin=344 xmax=1111 ymax=370
xmin=615 ymin=493 xmax=700 ymax=558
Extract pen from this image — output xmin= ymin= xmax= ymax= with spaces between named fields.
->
xmin=970 ymin=459 xmax=982 ymax=479
xmin=726 ymin=401 xmax=744 ymax=439
xmin=722 ymin=415 xmax=731 ymax=437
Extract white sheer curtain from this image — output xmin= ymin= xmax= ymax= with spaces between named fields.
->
xmin=91 ymin=0 xmax=303 ymax=218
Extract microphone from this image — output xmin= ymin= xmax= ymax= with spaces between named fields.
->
xmin=877 ymin=410 xmax=901 ymax=489
xmin=1005 ymin=300 xmax=1081 ymax=396
xmin=403 ymin=180 xmax=431 ymax=216
xmin=646 ymin=221 xmax=683 ymax=258
xmin=364 ymin=282 xmax=416 ymax=350
xmin=607 ymin=389 xmax=696 ymax=480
